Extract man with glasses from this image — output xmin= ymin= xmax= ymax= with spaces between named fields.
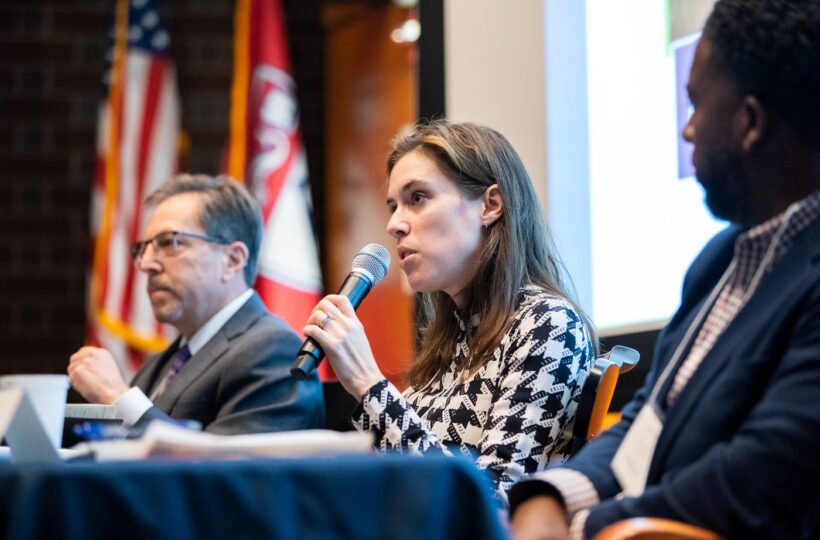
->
xmin=68 ymin=174 xmax=325 ymax=434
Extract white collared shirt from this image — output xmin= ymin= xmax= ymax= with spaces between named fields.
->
xmin=114 ymin=289 xmax=255 ymax=426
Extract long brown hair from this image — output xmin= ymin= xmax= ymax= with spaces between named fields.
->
xmin=387 ymin=120 xmax=597 ymax=389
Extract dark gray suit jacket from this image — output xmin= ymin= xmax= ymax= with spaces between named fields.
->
xmin=130 ymin=293 xmax=325 ymax=434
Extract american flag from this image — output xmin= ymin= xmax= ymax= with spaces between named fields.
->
xmin=88 ymin=0 xmax=179 ymax=377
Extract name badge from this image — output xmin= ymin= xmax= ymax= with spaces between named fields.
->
xmin=611 ymin=404 xmax=663 ymax=496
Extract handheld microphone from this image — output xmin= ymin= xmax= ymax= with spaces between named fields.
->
xmin=290 ymin=243 xmax=391 ymax=380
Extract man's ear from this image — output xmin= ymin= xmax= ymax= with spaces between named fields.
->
xmin=739 ymin=95 xmax=769 ymax=152
xmin=481 ymin=184 xmax=504 ymax=227
xmin=222 ymin=241 xmax=250 ymax=282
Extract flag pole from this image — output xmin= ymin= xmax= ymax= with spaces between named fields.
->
xmin=90 ymin=0 xmax=129 ymax=331
xmin=228 ymin=0 xmax=251 ymax=182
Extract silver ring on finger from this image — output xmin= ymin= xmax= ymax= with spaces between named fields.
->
xmin=321 ymin=313 xmax=333 ymax=329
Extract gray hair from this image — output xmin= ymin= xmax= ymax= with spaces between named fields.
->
xmin=145 ymin=174 xmax=264 ymax=286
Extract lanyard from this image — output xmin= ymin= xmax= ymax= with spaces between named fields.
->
xmin=648 ymin=261 xmax=733 ymax=407
xmin=648 ymin=202 xmax=801 ymax=408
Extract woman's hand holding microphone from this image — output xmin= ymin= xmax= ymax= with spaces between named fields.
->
xmin=303 ymin=294 xmax=386 ymax=399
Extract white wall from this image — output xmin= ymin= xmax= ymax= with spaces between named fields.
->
xmin=444 ymin=0 xmax=593 ymax=314
xmin=444 ymin=0 xmax=548 ymax=210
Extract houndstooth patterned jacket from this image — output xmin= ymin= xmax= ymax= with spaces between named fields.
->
xmin=351 ymin=285 xmax=594 ymax=503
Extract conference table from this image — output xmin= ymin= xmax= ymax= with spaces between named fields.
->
xmin=0 ymin=453 xmax=506 ymax=540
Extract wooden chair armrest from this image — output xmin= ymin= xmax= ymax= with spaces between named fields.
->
xmin=594 ymin=518 xmax=722 ymax=540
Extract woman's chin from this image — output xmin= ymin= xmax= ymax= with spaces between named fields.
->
xmin=405 ymin=274 xmax=434 ymax=295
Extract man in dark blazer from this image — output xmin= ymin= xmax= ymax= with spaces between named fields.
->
xmin=509 ymin=0 xmax=820 ymax=538
xmin=68 ymin=174 xmax=324 ymax=434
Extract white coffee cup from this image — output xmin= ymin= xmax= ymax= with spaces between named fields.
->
xmin=0 ymin=374 xmax=70 ymax=448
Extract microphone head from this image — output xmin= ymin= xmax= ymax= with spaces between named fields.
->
xmin=351 ymin=243 xmax=391 ymax=284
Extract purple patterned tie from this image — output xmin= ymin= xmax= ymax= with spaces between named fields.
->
xmin=150 ymin=344 xmax=191 ymax=400
xmin=165 ymin=344 xmax=192 ymax=385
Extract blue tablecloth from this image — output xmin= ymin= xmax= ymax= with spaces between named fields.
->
xmin=0 ymin=454 xmax=506 ymax=540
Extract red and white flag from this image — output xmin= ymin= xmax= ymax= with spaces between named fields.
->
xmin=227 ymin=0 xmax=325 ymax=376
xmin=88 ymin=0 xmax=179 ymax=378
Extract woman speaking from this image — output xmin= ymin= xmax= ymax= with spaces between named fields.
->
xmin=304 ymin=120 xmax=595 ymax=503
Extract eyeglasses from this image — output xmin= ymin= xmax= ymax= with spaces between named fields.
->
xmin=130 ymin=230 xmax=229 ymax=262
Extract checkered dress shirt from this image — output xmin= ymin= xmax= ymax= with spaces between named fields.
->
xmin=668 ymin=190 xmax=820 ymax=404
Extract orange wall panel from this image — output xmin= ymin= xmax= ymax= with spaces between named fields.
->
xmin=324 ymin=5 xmax=416 ymax=387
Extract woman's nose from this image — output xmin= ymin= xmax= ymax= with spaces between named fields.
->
xmin=386 ymin=209 xmax=408 ymax=238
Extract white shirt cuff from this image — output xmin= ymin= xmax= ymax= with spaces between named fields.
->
xmin=531 ymin=468 xmax=599 ymax=517
xmin=114 ymin=387 xmax=154 ymax=426
xmin=569 ymin=509 xmax=590 ymax=540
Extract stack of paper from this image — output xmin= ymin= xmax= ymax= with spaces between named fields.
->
xmin=76 ymin=421 xmax=374 ymax=461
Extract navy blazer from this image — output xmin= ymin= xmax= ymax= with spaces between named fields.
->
xmin=131 ymin=293 xmax=325 ymax=434
xmin=568 ymin=220 xmax=820 ymax=538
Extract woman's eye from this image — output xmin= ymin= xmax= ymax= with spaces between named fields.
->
xmin=411 ymin=192 xmax=426 ymax=204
